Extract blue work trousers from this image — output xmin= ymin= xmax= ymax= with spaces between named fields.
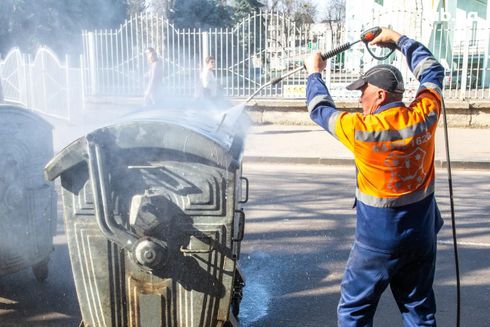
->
xmin=338 ymin=241 xmax=437 ymax=326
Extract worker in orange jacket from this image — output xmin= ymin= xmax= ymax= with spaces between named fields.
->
xmin=305 ymin=28 xmax=445 ymax=326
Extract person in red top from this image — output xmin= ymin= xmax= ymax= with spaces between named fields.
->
xmin=305 ymin=28 xmax=445 ymax=326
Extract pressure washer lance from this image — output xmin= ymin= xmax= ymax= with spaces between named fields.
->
xmin=244 ymin=26 xmax=390 ymax=104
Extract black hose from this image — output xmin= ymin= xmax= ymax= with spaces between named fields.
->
xmin=321 ymin=42 xmax=355 ymax=60
xmin=441 ymin=97 xmax=460 ymax=327
xmin=364 ymin=44 xmax=396 ymax=61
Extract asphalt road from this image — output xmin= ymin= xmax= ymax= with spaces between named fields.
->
xmin=239 ymin=163 xmax=490 ymax=327
xmin=1 ymin=163 xmax=489 ymax=326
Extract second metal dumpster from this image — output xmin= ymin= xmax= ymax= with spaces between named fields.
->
xmin=0 ymin=104 xmax=57 ymax=281
xmin=45 ymin=108 xmax=249 ymax=326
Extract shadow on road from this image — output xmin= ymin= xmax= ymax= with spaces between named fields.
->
xmin=238 ymin=164 xmax=490 ymax=327
xmin=0 ymin=243 xmax=81 ymax=327
xmin=1 ymin=165 xmax=488 ymax=326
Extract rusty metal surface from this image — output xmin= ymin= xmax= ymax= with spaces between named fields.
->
xmin=46 ymin=115 xmax=247 ymax=326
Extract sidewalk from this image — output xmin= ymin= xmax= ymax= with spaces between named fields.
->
xmin=244 ymin=124 xmax=490 ymax=169
xmin=46 ymin=104 xmax=490 ymax=170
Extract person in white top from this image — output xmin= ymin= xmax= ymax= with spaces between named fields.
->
xmin=200 ymin=56 xmax=218 ymax=98
xmin=144 ymin=47 xmax=164 ymax=107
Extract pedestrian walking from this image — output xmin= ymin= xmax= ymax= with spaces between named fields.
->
xmin=200 ymin=56 xmax=218 ymax=99
xmin=144 ymin=47 xmax=164 ymax=107
xmin=304 ymin=28 xmax=445 ymax=326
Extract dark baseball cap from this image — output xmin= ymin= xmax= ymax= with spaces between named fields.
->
xmin=346 ymin=64 xmax=405 ymax=94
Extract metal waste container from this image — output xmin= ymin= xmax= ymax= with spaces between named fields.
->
xmin=45 ymin=108 xmax=249 ymax=326
xmin=0 ymin=104 xmax=57 ymax=281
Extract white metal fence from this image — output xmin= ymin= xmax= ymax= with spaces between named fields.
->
xmin=0 ymin=48 xmax=82 ymax=120
xmin=81 ymin=11 xmax=325 ymax=98
xmin=433 ymin=26 xmax=490 ymax=100
xmin=81 ymin=10 xmax=490 ymax=101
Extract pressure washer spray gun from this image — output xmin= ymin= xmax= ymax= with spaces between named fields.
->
xmin=244 ymin=26 xmax=394 ymax=103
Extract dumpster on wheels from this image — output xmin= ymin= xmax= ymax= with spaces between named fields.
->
xmin=45 ymin=108 xmax=249 ymax=327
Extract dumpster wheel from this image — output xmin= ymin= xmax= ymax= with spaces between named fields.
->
xmin=232 ymin=296 xmax=241 ymax=316
xmin=32 ymin=257 xmax=49 ymax=282
xmin=231 ymin=267 xmax=245 ymax=317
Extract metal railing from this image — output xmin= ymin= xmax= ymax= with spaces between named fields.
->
xmin=1 ymin=10 xmax=489 ymax=109
xmin=81 ymin=10 xmax=490 ymax=101
xmin=0 ymin=47 xmax=82 ymax=120
xmin=81 ymin=11 xmax=333 ymax=98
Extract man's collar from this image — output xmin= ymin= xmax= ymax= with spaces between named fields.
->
xmin=374 ymin=101 xmax=405 ymax=114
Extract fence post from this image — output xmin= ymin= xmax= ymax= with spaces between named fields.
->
xmin=202 ymin=31 xmax=209 ymax=65
xmin=460 ymin=29 xmax=469 ymax=100
xmin=65 ymin=55 xmax=71 ymax=121
xmin=80 ymin=54 xmax=86 ymax=112
xmin=87 ymin=32 xmax=97 ymax=95
xmin=24 ymin=53 xmax=32 ymax=108
xmin=325 ymin=32 xmax=332 ymax=85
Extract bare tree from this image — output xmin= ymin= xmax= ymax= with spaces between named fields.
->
xmin=321 ymin=0 xmax=345 ymax=45
xmin=293 ymin=0 xmax=316 ymax=24
xmin=128 ymin=0 xmax=176 ymax=18
xmin=267 ymin=0 xmax=317 ymax=23
xmin=268 ymin=0 xmax=293 ymax=12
